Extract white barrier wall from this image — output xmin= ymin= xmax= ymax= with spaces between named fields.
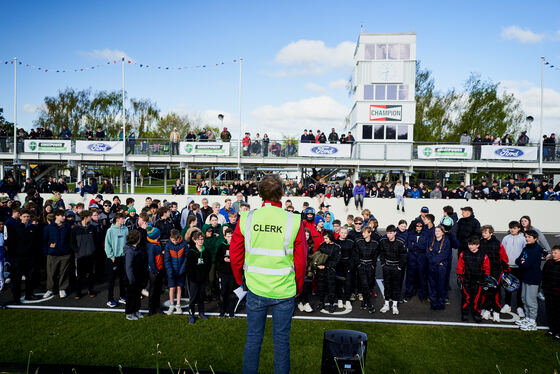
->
xmin=20 ymin=193 xmax=560 ymax=233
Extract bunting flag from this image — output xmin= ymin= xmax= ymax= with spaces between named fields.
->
xmin=2 ymin=57 xmax=241 ymax=73
xmin=544 ymin=57 xmax=560 ymax=71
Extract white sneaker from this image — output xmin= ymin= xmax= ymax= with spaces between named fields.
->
xmin=166 ymin=305 xmax=175 ymax=315
xmin=59 ymin=290 xmax=67 ymax=298
xmin=500 ymin=304 xmax=511 ymax=314
xmin=345 ymin=301 xmax=352 ymax=310
xmin=297 ymin=302 xmax=304 ymax=312
xmin=358 ymin=293 xmax=363 ymax=301
xmin=174 ymin=305 xmax=183 ymax=315
xmin=481 ymin=310 xmax=491 ymax=320
xmin=337 ymin=300 xmax=343 ymax=308
xmin=135 ymin=312 xmax=144 ymax=319
xmin=380 ymin=304 xmax=390 ymax=313
xmin=520 ymin=319 xmax=537 ymax=331
xmin=517 ymin=307 xmax=526 ymax=318
xmin=515 ymin=317 xmax=530 ymax=326
xmin=141 ymin=289 xmax=149 ymax=297
xmin=492 ymin=312 xmax=501 ymax=323
xmin=125 ymin=314 xmax=138 ymax=321
xmin=43 ymin=290 xmax=54 ymax=299
xmin=303 ymin=303 xmax=313 ymax=313
xmin=392 ymin=306 xmax=399 ymax=315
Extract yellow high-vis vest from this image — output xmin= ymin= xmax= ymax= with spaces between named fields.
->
xmin=239 ymin=205 xmax=301 ymax=299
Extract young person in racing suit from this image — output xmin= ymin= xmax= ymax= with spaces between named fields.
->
xmin=316 ymin=230 xmax=341 ymax=313
xmin=378 ymin=225 xmax=407 ymax=315
xmin=353 ymin=226 xmax=379 ymax=313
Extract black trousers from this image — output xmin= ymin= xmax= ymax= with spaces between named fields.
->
xmin=189 ymin=280 xmax=206 ymax=315
xmin=358 ymin=263 xmax=376 ymax=306
xmin=317 ymin=268 xmax=336 ymax=305
xmin=125 ymin=282 xmax=141 ymax=314
xmin=218 ymin=272 xmax=235 ymax=315
xmin=106 ymin=257 xmax=127 ymax=302
xmin=171 ymin=142 xmax=179 ymax=155
xmin=336 ymin=261 xmax=353 ymax=302
xmin=148 ymin=271 xmax=164 ymax=314
xmin=300 ymin=278 xmax=313 ymax=304
xmin=461 ymin=282 xmax=483 ymax=316
xmin=75 ymin=256 xmax=95 ymax=296
xmin=382 ymin=264 xmax=402 ymax=301
xmin=343 ymin=194 xmax=352 ymax=206
xmin=11 ymin=258 xmax=36 ymax=302
xmin=544 ymin=293 xmax=560 ymax=334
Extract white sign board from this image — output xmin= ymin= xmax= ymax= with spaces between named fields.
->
xmin=481 ymin=146 xmax=538 ymax=161
xmin=370 ymin=105 xmax=402 ymax=122
xmin=179 ymin=142 xmax=230 ymax=156
xmin=298 ymin=143 xmax=352 ymax=158
xmin=75 ymin=141 xmax=124 ymax=154
xmin=418 ymin=145 xmax=473 ymax=159
xmin=24 ymin=140 xmax=71 ymax=153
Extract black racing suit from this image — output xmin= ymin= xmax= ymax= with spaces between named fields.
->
xmin=317 ymin=242 xmax=341 ymax=306
xmin=354 ymin=238 xmax=379 ymax=308
xmin=378 ymin=237 xmax=407 ymax=301
xmin=335 ymin=238 xmax=355 ymax=302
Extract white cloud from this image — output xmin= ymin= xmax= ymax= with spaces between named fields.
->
xmin=304 ymin=82 xmax=327 ymax=94
xmin=501 ymin=26 xmax=545 ymax=43
xmin=271 ymin=40 xmax=355 ymax=76
xmin=79 ymin=48 xmax=134 ymax=62
xmin=250 ymin=96 xmax=347 ymax=136
xmin=500 ymin=80 xmax=560 ymax=138
xmin=23 ymin=104 xmax=40 ymax=113
xmin=329 ymin=79 xmax=349 ymax=90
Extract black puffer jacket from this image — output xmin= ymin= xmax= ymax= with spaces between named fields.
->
xmin=456 ymin=214 xmax=481 ymax=252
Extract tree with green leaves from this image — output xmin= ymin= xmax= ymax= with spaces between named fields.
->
xmin=130 ymin=98 xmax=160 ymax=138
xmin=35 ymin=88 xmax=91 ymax=138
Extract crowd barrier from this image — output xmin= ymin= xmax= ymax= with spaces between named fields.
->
xmin=19 ymin=193 xmax=560 ymax=233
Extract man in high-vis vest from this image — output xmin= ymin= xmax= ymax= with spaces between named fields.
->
xmin=230 ymin=175 xmax=307 ymax=374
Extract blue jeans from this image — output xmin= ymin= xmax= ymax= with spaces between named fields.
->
xmin=243 ymin=290 xmax=295 ymax=374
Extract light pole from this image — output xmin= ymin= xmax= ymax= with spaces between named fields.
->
xmin=539 ymin=56 xmax=544 ymax=173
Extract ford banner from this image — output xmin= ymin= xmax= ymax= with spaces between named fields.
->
xmin=75 ymin=141 xmax=124 ymax=154
xmin=298 ymin=143 xmax=352 ymax=158
xmin=480 ymin=145 xmax=538 ymax=161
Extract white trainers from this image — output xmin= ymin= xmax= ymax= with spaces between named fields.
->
xmin=337 ymin=300 xmax=343 ymax=308
xmin=125 ymin=314 xmax=138 ymax=321
xmin=345 ymin=301 xmax=352 ymax=310
xmin=392 ymin=306 xmax=399 ymax=315
xmin=174 ymin=305 xmax=183 ymax=315
xmin=520 ymin=319 xmax=537 ymax=331
xmin=380 ymin=304 xmax=390 ymax=314
xmin=166 ymin=305 xmax=175 ymax=315
xmin=481 ymin=310 xmax=491 ymax=320
xmin=492 ymin=312 xmax=501 ymax=323
xmin=297 ymin=302 xmax=304 ymax=312
xmin=43 ymin=290 xmax=54 ymax=299
xmin=358 ymin=293 xmax=363 ymax=301
xmin=59 ymin=290 xmax=67 ymax=299
xmin=517 ymin=307 xmax=525 ymax=318
xmin=515 ymin=317 xmax=530 ymax=326
xmin=500 ymin=304 xmax=511 ymax=314
xmin=303 ymin=303 xmax=313 ymax=313
xmin=135 ymin=311 xmax=144 ymax=319
xmin=141 ymin=289 xmax=149 ymax=297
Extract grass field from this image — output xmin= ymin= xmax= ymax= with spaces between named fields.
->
xmin=0 ymin=310 xmax=558 ymax=373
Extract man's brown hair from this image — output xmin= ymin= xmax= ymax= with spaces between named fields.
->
xmin=258 ymin=175 xmax=284 ymax=202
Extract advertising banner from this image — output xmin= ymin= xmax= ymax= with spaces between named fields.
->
xmin=418 ymin=145 xmax=473 ymax=159
xmin=369 ymin=105 xmax=402 ymax=122
xmin=75 ymin=141 xmax=124 ymax=154
xmin=298 ymin=143 xmax=352 ymax=158
xmin=179 ymin=142 xmax=230 ymax=156
xmin=24 ymin=140 xmax=71 ymax=153
xmin=481 ymin=145 xmax=538 ymax=161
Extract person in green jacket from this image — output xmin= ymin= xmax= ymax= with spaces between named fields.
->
xmin=104 ymin=213 xmax=129 ymax=308
xmin=202 ymin=214 xmax=223 ymax=299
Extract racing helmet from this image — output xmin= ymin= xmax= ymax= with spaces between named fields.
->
xmin=500 ymin=272 xmax=520 ymax=292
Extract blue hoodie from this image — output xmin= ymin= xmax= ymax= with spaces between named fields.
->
xmin=43 ymin=222 xmax=72 ymax=256
xmin=164 ymin=238 xmax=188 ymax=278
xmin=104 ymin=224 xmax=128 ymax=259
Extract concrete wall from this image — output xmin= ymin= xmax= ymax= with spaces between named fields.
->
xmin=21 ymin=193 xmax=560 ymax=234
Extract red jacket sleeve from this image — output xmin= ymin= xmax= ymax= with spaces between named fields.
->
xmin=499 ymin=243 xmax=510 ymax=272
xmin=456 ymin=252 xmax=465 ymax=276
xmin=482 ymin=254 xmax=491 ymax=276
xmin=230 ymin=223 xmax=246 ymax=286
xmin=293 ymin=223 xmax=308 ymax=295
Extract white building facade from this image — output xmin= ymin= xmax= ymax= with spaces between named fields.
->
xmin=348 ymin=33 xmax=416 ymax=146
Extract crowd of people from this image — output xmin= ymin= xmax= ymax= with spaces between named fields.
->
xmin=0 ymin=184 xmax=558 ymax=339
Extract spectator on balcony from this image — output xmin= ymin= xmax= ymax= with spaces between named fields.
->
xmin=207 ymin=130 xmax=216 ymax=142
xmin=126 ymin=132 xmax=136 ymax=155
xmin=517 ymin=131 xmax=529 ymax=146
xmin=307 ymin=130 xmax=315 ymax=143
xmin=300 ymin=130 xmax=309 ymax=143
xmin=472 ymin=133 xmax=483 ymax=160
xmin=95 ymin=126 xmax=105 ymax=140
xmin=185 ymin=129 xmax=196 ymax=142
xmin=170 ymin=128 xmax=180 ymax=155
xmin=0 ymin=125 xmax=7 ymax=152
xmin=262 ymin=134 xmax=270 ymax=157
xmin=339 ymin=134 xmax=346 ymax=144
xmin=459 ymin=131 xmax=471 ymax=145
xmin=285 ymin=140 xmax=296 ymax=156
xmin=328 ymin=128 xmax=339 ymax=144
xmin=251 ymin=139 xmax=261 ymax=156
xmin=493 ymin=137 xmax=501 ymax=145
xmin=270 ymin=141 xmax=281 ymax=157
xmin=242 ymin=132 xmax=251 ymax=156
xmin=43 ymin=125 xmax=54 ymax=139
xmin=198 ymin=128 xmax=208 ymax=142
xmin=59 ymin=125 xmax=72 ymax=140
xmin=84 ymin=128 xmax=93 ymax=140
xmin=316 ymin=130 xmax=327 ymax=143
xmin=171 ymin=179 xmax=185 ymax=195
xmin=220 ymin=128 xmax=231 ymax=142
xmin=544 ymin=133 xmax=556 ymax=161
xmin=501 ymin=134 xmax=513 ymax=146
xmin=28 ymin=129 xmax=38 ymax=140
xmin=346 ymin=132 xmax=355 ymax=144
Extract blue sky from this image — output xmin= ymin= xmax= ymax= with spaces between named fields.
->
xmin=1 ymin=1 xmax=559 ymax=140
